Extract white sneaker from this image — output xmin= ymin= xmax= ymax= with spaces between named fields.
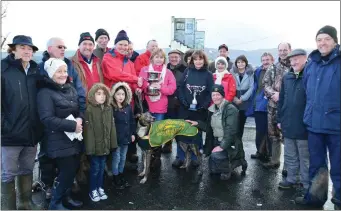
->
xmin=98 ymin=187 xmax=108 ymax=200
xmin=89 ymin=190 xmax=100 ymax=202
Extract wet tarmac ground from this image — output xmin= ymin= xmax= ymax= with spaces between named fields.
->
xmin=32 ymin=126 xmax=334 ymax=210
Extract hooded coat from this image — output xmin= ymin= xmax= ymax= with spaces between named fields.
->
xmin=213 ymin=57 xmax=236 ymax=102
xmin=84 ymin=83 xmax=118 ymax=156
xmin=110 ymin=82 xmax=136 ymax=145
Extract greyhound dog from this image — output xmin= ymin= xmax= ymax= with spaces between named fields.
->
xmin=136 ymin=112 xmax=203 ymax=184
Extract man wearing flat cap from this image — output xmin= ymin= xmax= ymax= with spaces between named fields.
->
xmin=93 ymin=28 xmax=110 ymax=62
xmin=208 ymin=44 xmax=233 ymax=73
xmin=1 ymin=35 xmax=42 ymax=210
xmin=276 ymin=49 xmax=310 ymax=192
xmin=161 ymin=49 xmax=187 ymax=154
xmin=295 ymin=25 xmax=340 ymax=210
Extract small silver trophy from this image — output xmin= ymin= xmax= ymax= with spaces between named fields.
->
xmin=146 ymin=70 xmax=161 ymax=96
xmin=189 ymin=91 xmax=198 ymax=111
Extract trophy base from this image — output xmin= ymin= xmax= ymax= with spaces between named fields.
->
xmin=188 ymin=105 xmax=197 ymax=111
xmin=147 ymin=93 xmax=160 ymax=96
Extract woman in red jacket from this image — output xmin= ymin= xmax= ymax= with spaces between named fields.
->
xmin=101 ymin=30 xmax=142 ymax=92
xmin=212 ymin=56 xmax=236 ymax=102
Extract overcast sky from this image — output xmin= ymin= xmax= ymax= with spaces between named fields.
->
xmin=2 ymin=1 xmax=340 ymax=51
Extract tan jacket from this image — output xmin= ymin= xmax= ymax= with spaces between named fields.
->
xmin=262 ymin=59 xmax=290 ymax=108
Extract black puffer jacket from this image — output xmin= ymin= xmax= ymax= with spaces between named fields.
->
xmin=1 ymin=54 xmax=43 ymax=146
xmin=37 ymin=76 xmax=82 ymax=158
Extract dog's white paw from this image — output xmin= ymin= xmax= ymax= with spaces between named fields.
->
xmin=140 ymin=177 xmax=147 ymax=184
xmin=138 ymin=172 xmax=145 ymax=177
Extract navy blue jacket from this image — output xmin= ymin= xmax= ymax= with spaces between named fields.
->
xmin=113 ymin=105 xmax=136 ymax=146
xmin=303 ymin=45 xmax=340 ymax=135
xmin=129 ymin=51 xmax=139 ymax=63
xmin=277 ymin=68 xmax=308 ymax=140
xmin=39 ymin=51 xmax=86 ymax=114
xmin=246 ymin=66 xmax=268 ymax=116
xmin=1 ymin=54 xmax=43 ymax=146
xmin=37 ymin=76 xmax=82 ymax=158
xmin=178 ymin=65 xmax=214 ymax=110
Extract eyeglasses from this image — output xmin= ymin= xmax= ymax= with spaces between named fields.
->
xmin=56 ymin=45 xmax=67 ymax=50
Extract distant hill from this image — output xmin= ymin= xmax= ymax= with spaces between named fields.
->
xmin=1 ymin=47 xmax=314 ymax=68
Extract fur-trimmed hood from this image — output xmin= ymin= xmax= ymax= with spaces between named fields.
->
xmin=110 ymin=82 xmax=132 ymax=108
xmin=214 ymin=56 xmax=229 ymax=71
xmin=87 ymin=83 xmax=111 ymax=106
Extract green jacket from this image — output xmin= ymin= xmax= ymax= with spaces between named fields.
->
xmin=84 ymin=83 xmax=117 ymax=155
xmin=197 ymin=100 xmax=245 ymax=161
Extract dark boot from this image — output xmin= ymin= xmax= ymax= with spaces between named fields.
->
xmin=161 ymin=142 xmax=172 ymax=153
xmin=119 ymin=174 xmax=131 ymax=188
xmin=250 ymin=152 xmax=261 ymax=159
xmin=282 ymin=169 xmax=288 ymax=177
xmin=16 ymin=174 xmax=42 ymax=210
xmin=241 ymin=159 xmax=248 ymax=176
xmin=112 ymin=175 xmax=124 ymax=190
xmin=172 ymin=158 xmax=184 ymax=168
xmin=63 ymin=189 xmax=83 ymax=208
xmin=262 ymin=162 xmax=280 ymax=169
xmin=1 ymin=180 xmax=16 ymax=210
xmin=48 ymin=180 xmax=69 ymax=210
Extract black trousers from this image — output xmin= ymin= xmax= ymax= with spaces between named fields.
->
xmin=237 ymin=110 xmax=247 ymax=140
xmin=50 ymin=155 xmax=80 ymax=205
xmin=38 ymin=154 xmax=58 ymax=187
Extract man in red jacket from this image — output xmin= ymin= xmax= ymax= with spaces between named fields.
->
xmin=134 ymin=39 xmax=158 ymax=76
xmin=101 ymin=30 xmax=142 ymax=92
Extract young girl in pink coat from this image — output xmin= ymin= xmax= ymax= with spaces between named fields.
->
xmin=137 ymin=48 xmax=176 ymax=121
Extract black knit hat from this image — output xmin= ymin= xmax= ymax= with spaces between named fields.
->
xmin=218 ymin=44 xmax=228 ymax=51
xmin=78 ymin=32 xmax=94 ymax=46
xmin=316 ymin=25 xmax=338 ymax=43
xmin=114 ymin=30 xmax=129 ymax=44
xmin=212 ymin=84 xmax=225 ymax=97
xmin=95 ymin=28 xmax=110 ymax=41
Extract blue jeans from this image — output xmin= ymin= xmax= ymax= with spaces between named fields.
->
xmin=112 ymin=145 xmax=129 ymax=175
xmin=304 ymin=132 xmax=340 ymax=207
xmin=283 ymin=138 xmax=310 ymax=189
xmin=89 ymin=155 xmax=106 ymax=192
xmin=151 ymin=113 xmax=165 ymax=121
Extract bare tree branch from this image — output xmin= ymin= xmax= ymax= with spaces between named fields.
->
xmin=1 ymin=1 xmax=8 ymax=19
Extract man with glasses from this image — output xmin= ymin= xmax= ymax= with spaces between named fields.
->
xmin=262 ymin=43 xmax=291 ymax=176
xmin=37 ymin=37 xmax=85 ymax=208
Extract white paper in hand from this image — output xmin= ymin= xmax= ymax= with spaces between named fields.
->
xmin=65 ymin=114 xmax=83 ymax=141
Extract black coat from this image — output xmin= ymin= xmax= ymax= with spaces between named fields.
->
xmin=1 ymin=54 xmax=43 ymax=146
xmin=167 ymin=63 xmax=187 ymax=109
xmin=277 ymin=68 xmax=308 ymax=140
xmin=37 ymin=76 xmax=82 ymax=158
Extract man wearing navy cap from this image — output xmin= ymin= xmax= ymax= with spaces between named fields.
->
xmin=1 ymin=35 xmax=42 ymax=210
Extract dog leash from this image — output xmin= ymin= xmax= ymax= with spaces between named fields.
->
xmin=136 ymin=91 xmax=144 ymax=113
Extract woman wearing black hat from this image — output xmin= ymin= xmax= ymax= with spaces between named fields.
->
xmin=186 ymin=84 xmax=247 ymax=180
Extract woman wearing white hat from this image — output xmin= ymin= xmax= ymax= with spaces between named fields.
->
xmin=37 ymin=58 xmax=83 ymax=210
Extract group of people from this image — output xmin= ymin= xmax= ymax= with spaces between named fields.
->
xmin=1 ymin=24 xmax=340 ymax=210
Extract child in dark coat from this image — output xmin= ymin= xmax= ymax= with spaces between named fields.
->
xmin=110 ymin=82 xmax=136 ymax=189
